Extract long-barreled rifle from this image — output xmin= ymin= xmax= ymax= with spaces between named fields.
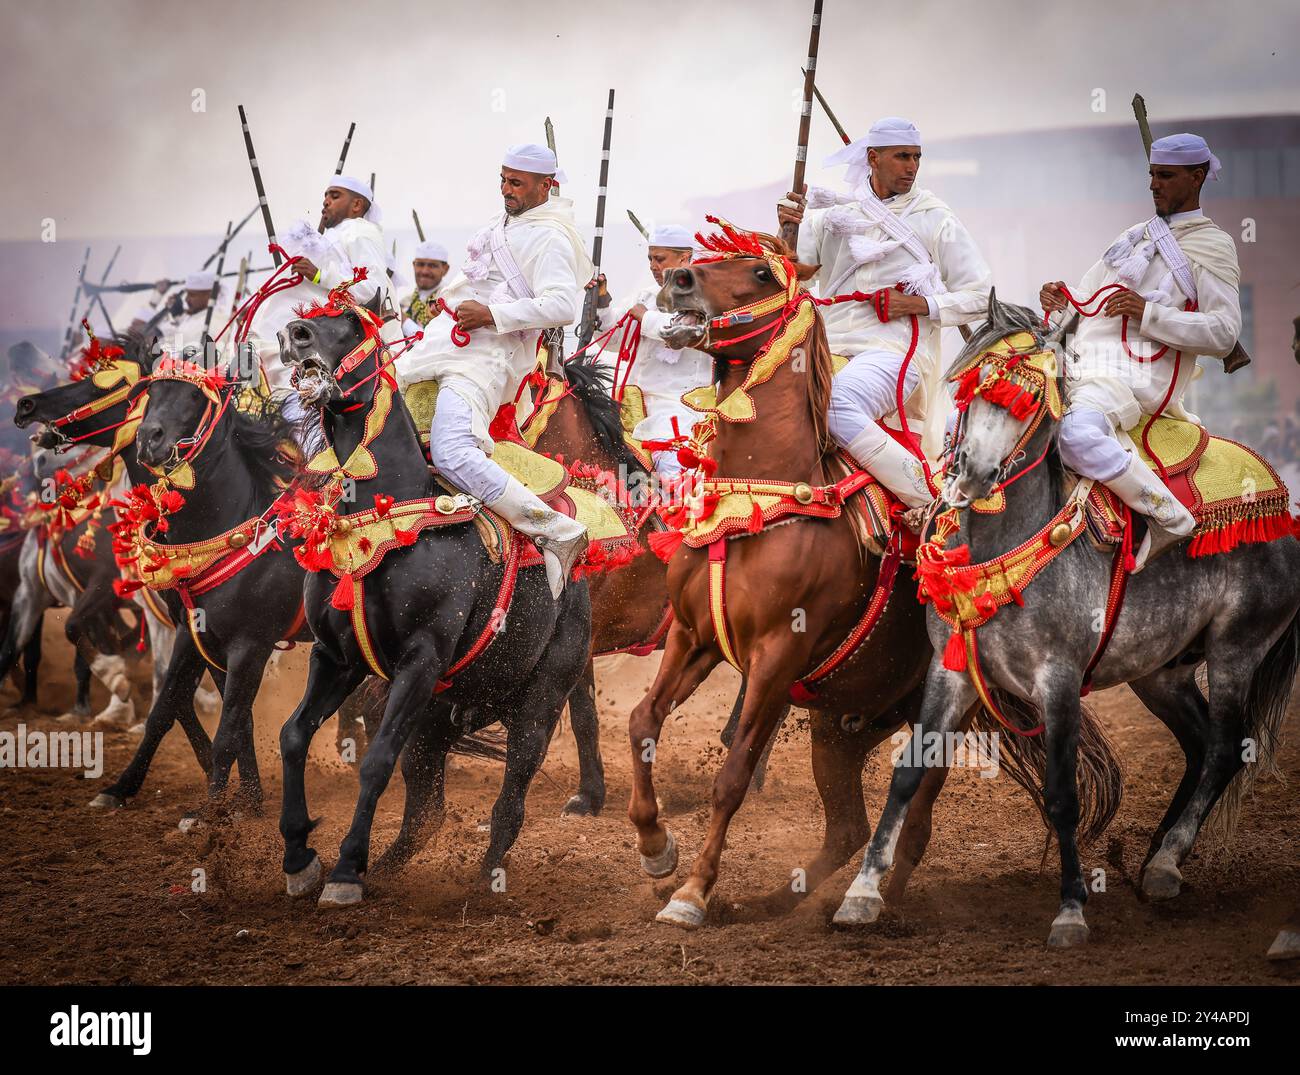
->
xmin=575 ymin=89 xmax=615 ymax=354
xmin=60 ymin=246 xmax=92 ymax=358
xmin=319 ymin=122 xmax=357 ymax=234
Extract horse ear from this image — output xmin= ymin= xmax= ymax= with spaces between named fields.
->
xmin=1044 ymin=312 xmax=1079 ymax=349
xmin=985 ymin=287 xmax=999 ymax=323
xmin=793 ymin=259 xmax=820 ymax=282
xmin=362 ymin=291 xmax=383 ymax=317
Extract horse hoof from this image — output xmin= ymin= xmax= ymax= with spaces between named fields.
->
xmin=561 ymin=793 xmax=602 ymax=817
xmin=639 ymin=829 xmax=678 ymax=878
xmin=87 ymin=792 xmax=124 ymax=810
xmin=1142 ymin=859 xmax=1183 ymax=901
xmin=318 ymin=881 xmax=364 ymax=907
xmin=832 ymin=894 xmax=883 ymax=927
xmin=1267 ymin=929 xmax=1300 ymax=962
xmin=1048 ymin=909 xmax=1089 ymax=947
xmin=284 ymin=856 xmax=322 ymax=898
xmin=127 ymin=722 xmax=145 ymax=736
xmin=178 ymin=814 xmax=204 ymax=834
xmin=655 ymin=897 xmax=705 ymax=930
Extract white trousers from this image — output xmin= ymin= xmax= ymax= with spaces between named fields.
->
xmin=827 ymin=348 xmax=921 ymax=454
xmin=1058 ymin=407 xmax=1133 ymax=483
xmin=428 ymin=387 xmax=510 ymax=503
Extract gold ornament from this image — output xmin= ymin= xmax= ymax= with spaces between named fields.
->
xmin=1049 ymin=522 xmax=1073 ymax=546
xmin=793 ymin=482 xmax=814 ymax=505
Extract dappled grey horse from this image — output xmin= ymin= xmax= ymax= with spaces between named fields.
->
xmin=833 ymin=296 xmax=1300 ymax=947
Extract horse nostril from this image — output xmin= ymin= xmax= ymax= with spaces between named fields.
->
xmin=16 ymin=398 xmax=33 ymax=417
xmin=291 ymin=325 xmax=312 ymax=345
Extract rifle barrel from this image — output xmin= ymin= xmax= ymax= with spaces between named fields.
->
xmin=792 ymin=0 xmax=824 ymax=192
xmin=802 ymin=66 xmax=850 ymax=145
xmin=202 ymin=204 xmax=258 ymax=269
xmin=412 ymin=209 xmax=426 ymax=242
xmin=239 ymin=105 xmax=281 ymax=267
xmin=203 ymin=220 xmax=233 ymax=338
xmin=577 ymin=90 xmax=615 ymax=351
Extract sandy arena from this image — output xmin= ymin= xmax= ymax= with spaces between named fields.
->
xmin=2 ymin=611 xmax=1297 ymax=986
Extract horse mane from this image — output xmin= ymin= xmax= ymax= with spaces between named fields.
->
xmin=560 ymin=353 xmax=650 ymax=475
xmin=225 ymin=391 xmax=304 ymax=495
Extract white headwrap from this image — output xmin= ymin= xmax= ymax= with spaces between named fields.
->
xmin=414 ymin=240 xmax=450 ymax=262
xmin=648 ymin=224 xmax=695 ymax=249
xmin=1150 ymin=133 xmax=1221 ymax=181
xmin=823 ymin=116 xmax=923 ymax=187
xmin=184 ymin=270 xmax=216 ymax=291
xmin=328 ymin=175 xmax=383 ymax=224
xmin=502 ymin=143 xmax=569 ymax=184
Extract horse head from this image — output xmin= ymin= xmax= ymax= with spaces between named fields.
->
xmin=943 ymin=289 xmax=1073 ymax=506
xmin=278 ymin=288 xmax=385 ymax=410
xmin=654 ymin=225 xmax=819 ymax=358
xmin=14 ymin=334 xmax=152 ymax=451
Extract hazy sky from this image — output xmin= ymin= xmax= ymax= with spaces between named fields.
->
xmin=5 ymin=0 xmax=1298 ymax=249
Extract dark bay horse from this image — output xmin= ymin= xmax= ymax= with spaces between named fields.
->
xmin=628 ymin=227 xmax=1119 ymax=929
xmin=834 ymin=296 xmax=1300 ymax=946
xmin=275 ymin=293 xmax=590 ymax=905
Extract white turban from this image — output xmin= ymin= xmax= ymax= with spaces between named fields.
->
xmin=1150 ymin=133 xmax=1221 ymax=181
xmin=414 ymin=240 xmax=449 ymax=262
xmin=328 ymin=175 xmax=383 ymax=224
xmin=648 ymin=224 xmax=696 ymax=249
xmin=502 ymin=143 xmax=569 ymax=184
xmin=184 ymin=270 xmax=216 ymax=291
xmin=823 ymin=117 xmax=923 ymax=186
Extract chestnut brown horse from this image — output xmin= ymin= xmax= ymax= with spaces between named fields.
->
xmin=523 ymin=353 xmax=782 ymax=815
xmin=628 ymin=225 xmax=1119 ymax=929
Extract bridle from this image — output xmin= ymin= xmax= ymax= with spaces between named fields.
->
xmin=945 ymin=332 xmax=1063 ymax=501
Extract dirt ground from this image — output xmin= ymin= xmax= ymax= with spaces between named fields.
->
xmin=1 ymin=611 xmax=1297 ymax=986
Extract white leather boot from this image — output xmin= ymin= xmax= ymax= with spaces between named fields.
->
xmin=1106 ymin=452 xmax=1196 ymax=572
xmin=846 ymin=427 xmax=933 ymax=509
xmin=488 ymin=476 xmax=588 ymax=598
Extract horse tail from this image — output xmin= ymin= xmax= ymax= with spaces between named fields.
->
xmin=347 ymin=678 xmax=509 ymax=762
xmin=974 ymin=691 xmax=1125 ymax=845
xmin=1209 ymin=606 xmax=1300 ymax=838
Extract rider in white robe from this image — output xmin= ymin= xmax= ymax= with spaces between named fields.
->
xmin=778 ymin=117 xmax=992 ymax=507
xmin=401 ymin=239 xmax=452 ymax=337
xmin=1042 ymin=133 xmax=1242 ymax=570
xmin=396 ymin=144 xmax=591 ymax=596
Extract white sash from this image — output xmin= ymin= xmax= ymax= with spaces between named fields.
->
xmin=813 ymin=185 xmax=944 ymax=299
xmin=1146 ymin=216 xmax=1198 ymax=304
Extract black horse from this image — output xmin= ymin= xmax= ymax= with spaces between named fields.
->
xmin=16 ymin=337 xmax=305 ymax=814
xmin=276 ymin=300 xmax=590 ymax=906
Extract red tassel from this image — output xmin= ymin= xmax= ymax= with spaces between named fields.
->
xmin=113 ymin=578 xmax=143 ymax=597
xmin=943 ymin=631 xmax=967 ymax=671
xmin=331 ymin=573 xmax=355 ymax=611
xmin=373 ymin=494 xmax=394 ymax=517
xmin=648 ymin=529 xmax=684 ymax=563
xmin=1009 ymin=585 xmax=1025 ymax=607
xmin=748 ymin=501 xmax=764 ymax=534
xmin=395 ymin=527 xmax=418 ymax=546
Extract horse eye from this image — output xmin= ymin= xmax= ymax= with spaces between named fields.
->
xmin=755 ymin=267 xmax=770 ymax=280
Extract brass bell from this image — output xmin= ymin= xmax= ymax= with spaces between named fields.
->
xmin=228 ymin=531 xmax=248 ymax=549
xmin=334 ymin=517 xmax=352 ymax=535
xmin=793 ymin=482 xmax=814 ymax=505
xmin=1049 ymin=522 xmax=1073 ymax=546
xmin=435 ymin=495 xmax=457 ymax=515
xmin=143 ymin=545 xmax=157 ymax=558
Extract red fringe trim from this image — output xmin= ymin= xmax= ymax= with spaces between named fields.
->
xmin=942 ymin=631 xmax=967 ymax=671
xmin=1187 ymin=512 xmax=1294 ymax=558
xmin=331 ymin=573 xmax=355 ymax=611
xmin=648 ymin=529 xmax=684 ymax=563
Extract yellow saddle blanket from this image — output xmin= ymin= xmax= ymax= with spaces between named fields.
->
xmin=1085 ymin=415 xmax=1293 ymax=556
xmin=402 ymin=379 xmax=639 ymax=563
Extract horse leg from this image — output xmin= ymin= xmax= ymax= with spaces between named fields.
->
xmin=280 ymin=646 xmax=367 ymax=894
xmin=201 ymin=643 xmax=275 ymax=816
xmin=1141 ymin=641 xmax=1260 ymax=902
xmin=655 ymin=652 xmax=803 ymax=929
xmin=71 ymin=647 xmax=91 ymax=716
xmin=89 ymin=633 xmax=211 ymax=808
xmin=20 ymin=625 xmax=43 ymax=708
xmin=319 ymin=659 xmax=440 ymax=906
xmin=369 ymin=704 xmax=458 ymax=877
xmin=756 ymin=709 xmax=892 ymax=916
xmin=2 ymin=581 xmax=50 ymax=713
xmin=1039 ymin=676 xmax=1090 ymax=947
xmin=628 ymin=625 xmax=721 ymax=878
xmin=481 ymin=710 xmax=555 ymax=879
xmin=561 ymin=659 xmax=606 ymax=817
xmin=834 ymin=660 xmax=976 ymax=926
xmin=722 ymin=682 xmax=785 ymax=794
xmin=1128 ymin=667 xmax=1208 ymax=886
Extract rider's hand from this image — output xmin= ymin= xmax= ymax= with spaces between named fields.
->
xmin=585 ymin=274 xmax=611 ymax=308
xmin=890 ymin=293 xmax=930 ymax=317
xmin=454 ymin=299 xmax=495 ymax=331
xmin=1039 ymin=281 xmax=1068 ymax=313
xmin=777 ymin=187 xmax=807 ymax=230
xmin=1103 ymin=290 xmax=1146 ymax=321
xmin=629 ymin=303 xmax=647 ymax=323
